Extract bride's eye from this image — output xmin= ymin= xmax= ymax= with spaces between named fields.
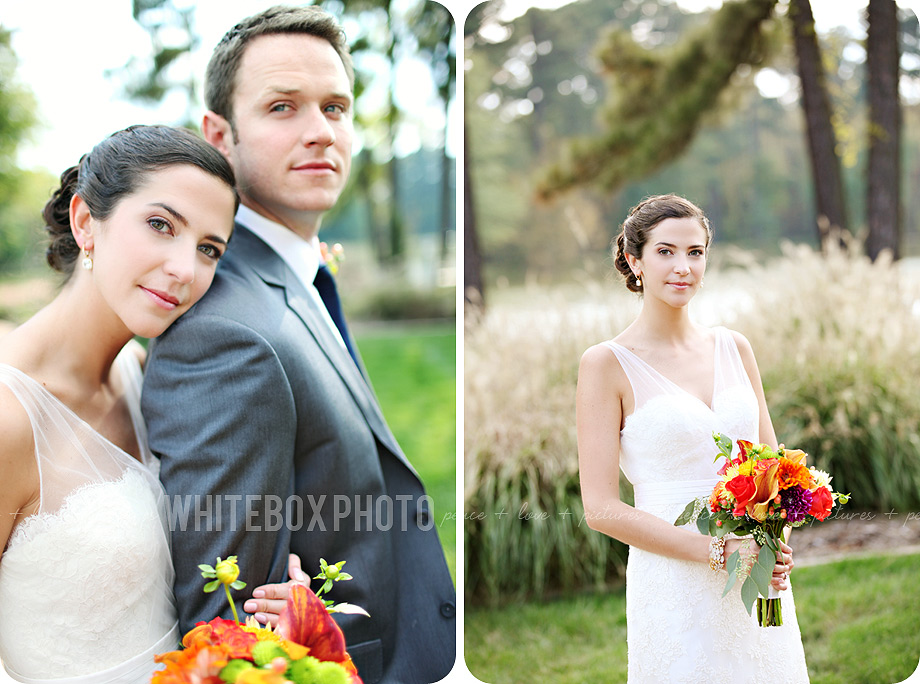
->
xmin=148 ymin=217 xmax=173 ymax=234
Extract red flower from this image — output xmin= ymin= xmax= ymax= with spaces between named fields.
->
xmin=725 ymin=475 xmax=756 ymax=515
xmin=809 ymin=486 xmax=834 ymax=521
xmin=278 ymin=584 xmax=363 ymax=683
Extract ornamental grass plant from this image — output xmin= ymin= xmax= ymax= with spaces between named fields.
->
xmin=728 ymin=238 xmax=920 ymax=513
xmin=464 ymin=239 xmax=920 ymax=605
xmin=464 ymin=285 xmax=637 ymax=605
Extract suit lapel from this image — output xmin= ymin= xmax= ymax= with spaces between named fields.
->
xmin=230 ymin=225 xmax=416 ymax=475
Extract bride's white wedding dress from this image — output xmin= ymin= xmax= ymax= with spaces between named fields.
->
xmin=605 ymin=326 xmax=810 ymax=683
xmin=0 ymin=348 xmax=178 ymax=683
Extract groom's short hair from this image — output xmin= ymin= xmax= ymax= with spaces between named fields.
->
xmin=204 ymin=5 xmax=354 ymax=126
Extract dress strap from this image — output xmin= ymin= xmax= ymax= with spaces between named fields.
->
xmin=712 ymin=326 xmax=753 ymax=394
xmin=601 ymin=341 xmax=684 ymax=411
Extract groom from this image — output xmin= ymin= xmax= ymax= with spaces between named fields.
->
xmin=141 ymin=6 xmax=455 ymax=683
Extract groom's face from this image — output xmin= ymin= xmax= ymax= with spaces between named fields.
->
xmin=217 ymin=33 xmax=354 ymax=233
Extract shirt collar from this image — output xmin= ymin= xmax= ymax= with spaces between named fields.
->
xmin=235 ymin=205 xmax=323 ymax=285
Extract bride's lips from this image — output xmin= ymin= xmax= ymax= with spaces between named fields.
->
xmin=668 ymin=281 xmax=691 ymax=290
xmin=141 ymin=286 xmax=181 ymax=311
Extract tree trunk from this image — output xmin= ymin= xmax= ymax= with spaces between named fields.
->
xmin=866 ymin=0 xmax=902 ymax=261
xmin=463 ymin=126 xmax=484 ymax=310
xmin=788 ymin=0 xmax=849 ymax=245
xmin=439 ymin=142 xmax=453 ymax=263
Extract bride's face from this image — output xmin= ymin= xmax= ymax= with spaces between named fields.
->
xmin=633 ymin=217 xmax=708 ymax=306
xmin=80 ymin=164 xmax=236 ymax=338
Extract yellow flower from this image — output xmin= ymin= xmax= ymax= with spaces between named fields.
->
xmin=216 ymin=557 xmax=241 ymax=585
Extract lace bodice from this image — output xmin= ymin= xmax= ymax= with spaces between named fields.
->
xmin=603 ymin=327 xmax=810 ymax=683
xmin=0 ymin=348 xmax=178 ymax=682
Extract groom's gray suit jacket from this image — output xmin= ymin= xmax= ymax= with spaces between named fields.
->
xmin=141 ymin=224 xmax=456 ymax=684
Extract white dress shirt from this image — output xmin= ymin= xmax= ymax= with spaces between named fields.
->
xmin=235 ymin=205 xmax=347 ymax=351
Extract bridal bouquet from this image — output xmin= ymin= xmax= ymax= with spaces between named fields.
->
xmin=675 ymin=433 xmax=849 ymax=627
xmin=152 ymin=557 xmax=366 ymax=683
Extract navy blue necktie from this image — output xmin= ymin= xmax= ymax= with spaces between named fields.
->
xmin=313 ymin=264 xmax=360 ymax=368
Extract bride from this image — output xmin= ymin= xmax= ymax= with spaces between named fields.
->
xmin=577 ymin=195 xmax=810 ymax=682
xmin=0 ymin=125 xmax=303 ymax=683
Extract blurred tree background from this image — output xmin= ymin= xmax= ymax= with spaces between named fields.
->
xmin=464 ymin=0 xmax=920 ymax=305
xmin=0 ymin=0 xmax=456 ymax=323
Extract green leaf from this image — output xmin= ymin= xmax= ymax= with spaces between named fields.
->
xmin=696 ymin=507 xmax=711 ymax=536
xmin=741 ymin=576 xmax=758 ymax=615
xmin=322 ymin=579 xmax=333 ymax=594
xmin=198 ymin=564 xmax=215 ymax=573
xmin=750 ymin=550 xmax=773 ymax=598
xmin=231 ymin=580 xmax=246 ymax=590
xmin=725 ymin=549 xmax=740 ymax=576
xmin=713 ymin=432 xmax=733 ymax=460
xmin=761 ymin=533 xmax=780 ymax=555
xmin=722 ymin=570 xmax=738 ymax=597
xmin=203 ymin=579 xmax=220 ymax=593
xmin=674 ymin=499 xmax=698 ymax=526
xmin=339 ymin=573 xmax=353 ymax=581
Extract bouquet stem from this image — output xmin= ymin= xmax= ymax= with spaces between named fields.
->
xmin=225 ymin=584 xmax=241 ymax=625
xmin=757 ymin=587 xmax=783 ymax=627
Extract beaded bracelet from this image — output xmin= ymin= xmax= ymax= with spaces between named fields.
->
xmin=708 ymin=536 xmax=725 ymax=571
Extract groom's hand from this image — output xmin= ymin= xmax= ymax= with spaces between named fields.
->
xmin=244 ymin=553 xmax=310 ymax=627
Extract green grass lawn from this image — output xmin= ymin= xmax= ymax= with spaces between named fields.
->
xmin=355 ymin=322 xmax=456 ymax=583
xmin=465 ymin=552 xmax=920 ymax=684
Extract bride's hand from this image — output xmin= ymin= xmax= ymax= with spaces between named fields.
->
xmin=243 ymin=553 xmax=310 ymax=627
xmin=771 ymin=539 xmax=794 ymax=592
xmin=722 ymin=538 xmax=794 ymax=592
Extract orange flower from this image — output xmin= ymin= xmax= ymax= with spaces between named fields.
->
xmin=776 ymin=458 xmax=814 ymax=491
xmin=747 ymin=458 xmax=781 ymax=521
xmin=709 ymin=480 xmax=727 ymax=511
xmin=152 ymin=643 xmax=231 ymax=683
xmin=236 ymin=670 xmax=287 ymax=684
xmin=180 ymin=618 xmax=258 ymax=659
xmin=781 ymin=447 xmax=808 ymax=465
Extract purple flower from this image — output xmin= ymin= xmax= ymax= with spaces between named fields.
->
xmin=780 ymin=486 xmax=813 ymax=523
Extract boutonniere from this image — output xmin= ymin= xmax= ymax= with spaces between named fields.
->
xmin=320 ymin=242 xmax=345 ymax=275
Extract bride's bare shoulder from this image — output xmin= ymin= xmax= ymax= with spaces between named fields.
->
xmin=723 ymin=327 xmax=756 ymax=359
xmin=579 ymin=340 xmax=630 ymax=390
xmin=0 ymin=379 xmax=40 ymax=548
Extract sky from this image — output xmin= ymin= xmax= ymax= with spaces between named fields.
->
xmin=5 ymin=0 xmax=916 ymax=174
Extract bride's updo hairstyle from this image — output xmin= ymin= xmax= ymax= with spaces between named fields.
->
xmin=614 ymin=194 xmax=712 ymax=293
xmin=43 ymin=124 xmax=239 ymax=275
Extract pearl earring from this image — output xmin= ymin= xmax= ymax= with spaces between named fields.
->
xmin=636 ymin=273 xmax=642 ymax=289
xmin=81 ymin=247 xmax=93 ymax=271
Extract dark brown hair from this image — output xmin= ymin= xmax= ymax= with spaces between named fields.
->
xmin=613 ymin=194 xmax=712 ymax=293
xmin=43 ymin=125 xmax=238 ymax=275
xmin=204 ymin=5 xmax=354 ymax=126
